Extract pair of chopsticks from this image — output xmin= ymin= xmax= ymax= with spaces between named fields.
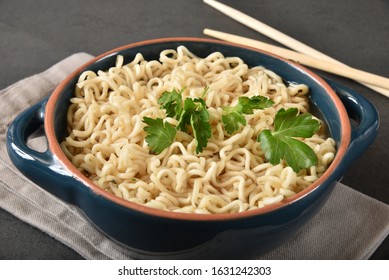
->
xmin=203 ymin=0 xmax=389 ymax=98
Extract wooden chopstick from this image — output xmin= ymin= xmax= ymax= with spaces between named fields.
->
xmin=204 ymin=29 xmax=389 ymax=94
xmin=204 ymin=0 xmax=389 ymax=97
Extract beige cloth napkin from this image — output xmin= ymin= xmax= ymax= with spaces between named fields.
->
xmin=1 ymin=53 xmax=389 ymax=260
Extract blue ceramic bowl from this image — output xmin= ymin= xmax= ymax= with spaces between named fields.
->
xmin=6 ymin=38 xmax=379 ymax=259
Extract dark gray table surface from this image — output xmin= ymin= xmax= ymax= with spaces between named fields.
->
xmin=1 ymin=0 xmax=388 ymax=259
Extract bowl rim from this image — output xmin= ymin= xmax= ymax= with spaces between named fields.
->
xmin=45 ymin=37 xmax=351 ymax=221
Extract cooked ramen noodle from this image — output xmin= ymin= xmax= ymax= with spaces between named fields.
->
xmin=61 ymin=46 xmax=336 ymax=214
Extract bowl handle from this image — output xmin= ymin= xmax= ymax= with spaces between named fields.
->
xmin=6 ymin=97 xmax=75 ymax=202
xmin=326 ymin=79 xmax=379 ymax=168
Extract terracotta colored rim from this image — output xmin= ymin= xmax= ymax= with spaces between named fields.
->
xmin=45 ymin=37 xmax=351 ymax=221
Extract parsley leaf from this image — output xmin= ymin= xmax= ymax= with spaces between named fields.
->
xmin=142 ymin=117 xmax=177 ymax=154
xmin=177 ymin=97 xmax=211 ymax=153
xmin=238 ymin=96 xmax=275 ymax=114
xmin=177 ymin=97 xmax=197 ymax=132
xmin=222 ymin=111 xmax=246 ymax=135
xmin=158 ymin=88 xmax=184 ymax=119
xmin=144 ymin=88 xmax=212 ymax=154
xmin=188 ymin=98 xmax=212 ymax=154
xmin=222 ymin=96 xmax=274 ymax=134
xmin=271 ymin=108 xmax=321 ymax=138
xmin=258 ymin=108 xmax=321 ymax=172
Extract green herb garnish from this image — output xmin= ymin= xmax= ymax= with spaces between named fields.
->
xmin=144 ymin=88 xmax=321 ymax=172
xmin=222 ymin=96 xmax=274 ymax=134
xmin=258 ymin=108 xmax=321 ymax=172
xmin=158 ymin=88 xmax=184 ymax=119
xmin=186 ymin=98 xmax=212 ymax=154
xmin=143 ymin=88 xmax=212 ymax=154
xmin=143 ymin=117 xmax=177 ymax=154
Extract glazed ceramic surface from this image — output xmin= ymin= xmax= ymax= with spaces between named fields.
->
xmin=6 ymin=38 xmax=379 ymax=259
